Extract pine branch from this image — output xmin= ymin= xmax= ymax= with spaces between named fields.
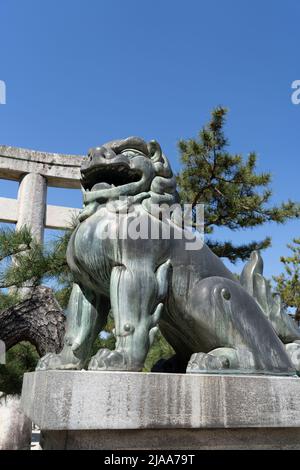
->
xmin=207 ymin=238 xmax=271 ymax=263
xmin=0 ymin=227 xmax=32 ymax=262
xmin=177 ymin=107 xmax=300 ymax=262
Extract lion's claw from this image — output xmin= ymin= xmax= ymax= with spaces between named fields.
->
xmin=88 ymin=348 xmax=130 ymax=371
xmin=36 ymin=352 xmax=82 ymax=371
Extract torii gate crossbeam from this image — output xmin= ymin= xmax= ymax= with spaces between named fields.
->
xmin=0 ymin=145 xmax=84 ymax=241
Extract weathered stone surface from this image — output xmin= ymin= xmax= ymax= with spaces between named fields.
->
xmin=16 ymin=172 xmax=47 ymax=242
xmin=0 ymin=197 xmax=80 ymax=230
xmin=21 ymin=371 xmax=300 ymax=431
xmin=45 ymin=205 xmax=80 ymax=230
xmin=39 ymin=428 xmax=300 ymax=450
xmin=0 ymin=145 xmax=83 ymax=188
xmin=0 ymin=395 xmax=32 ymax=450
xmin=0 ymin=145 xmax=83 ymax=235
xmin=0 ymin=197 xmax=18 ymax=223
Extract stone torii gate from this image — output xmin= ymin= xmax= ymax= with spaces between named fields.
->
xmin=0 ymin=145 xmax=84 ymax=241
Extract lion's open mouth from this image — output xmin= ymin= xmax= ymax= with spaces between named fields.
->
xmin=81 ymin=163 xmax=142 ymax=191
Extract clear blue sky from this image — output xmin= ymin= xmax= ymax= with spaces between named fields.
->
xmin=0 ymin=0 xmax=299 ymax=279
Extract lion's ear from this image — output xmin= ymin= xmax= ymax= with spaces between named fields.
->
xmin=147 ymin=140 xmax=162 ymax=163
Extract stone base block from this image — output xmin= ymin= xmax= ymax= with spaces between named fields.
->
xmin=39 ymin=428 xmax=300 ymax=450
xmin=21 ymin=371 xmax=300 ymax=450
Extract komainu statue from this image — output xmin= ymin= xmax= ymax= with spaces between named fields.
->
xmin=37 ymin=137 xmax=299 ymax=375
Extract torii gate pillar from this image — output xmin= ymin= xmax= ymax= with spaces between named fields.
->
xmin=16 ymin=173 xmax=47 ymax=242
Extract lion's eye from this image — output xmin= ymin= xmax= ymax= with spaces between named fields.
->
xmin=120 ymin=149 xmax=144 ymax=158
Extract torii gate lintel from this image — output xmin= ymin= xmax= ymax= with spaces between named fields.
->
xmin=0 ymin=145 xmax=84 ymax=241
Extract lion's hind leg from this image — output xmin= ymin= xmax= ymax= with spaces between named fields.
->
xmin=186 ymin=347 xmax=256 ymax=374
xmin=184 ymin=276 xmax=295 ymax=376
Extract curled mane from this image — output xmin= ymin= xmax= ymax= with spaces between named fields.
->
xmin=143 ymin=149 xmax=178 ymax=211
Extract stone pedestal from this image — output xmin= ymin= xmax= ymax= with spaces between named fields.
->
xmin=21 ymin=371 xmax=300 ymax=450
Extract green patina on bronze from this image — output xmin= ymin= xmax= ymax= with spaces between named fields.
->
xmin=36 ymin=137 xmax=300 ymax=375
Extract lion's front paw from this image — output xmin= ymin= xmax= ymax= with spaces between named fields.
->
xmin=36 ymin=353 xmax=63 ymax=371
xmin=36 ymin=352 xmax=82 ymax=371
xmin=88 ymin=348 xmax=136 ymax=371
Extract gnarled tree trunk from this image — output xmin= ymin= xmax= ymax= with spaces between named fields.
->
xmin=0 ymin=286 xmax=65 ymax=356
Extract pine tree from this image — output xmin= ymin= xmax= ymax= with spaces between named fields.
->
xmin=177 ymin=107 xmax=300 ymax=262
xmin=0 ymin=226 xmax=32 ymax=310
xmin=274 ymin=239 xmax=300 ymax=317
xmin=0 ymin=226 xmax=72 ymax=308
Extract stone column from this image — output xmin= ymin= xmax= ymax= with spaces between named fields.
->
xmin=16 ymin=173 xmax=47 ymax=242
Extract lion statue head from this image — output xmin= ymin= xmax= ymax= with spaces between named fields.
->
xmin=81 ymin=137 xmax=178 ymax=211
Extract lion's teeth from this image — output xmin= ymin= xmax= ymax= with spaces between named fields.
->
xmin=91 ymin=182 xmax=112 ymax=190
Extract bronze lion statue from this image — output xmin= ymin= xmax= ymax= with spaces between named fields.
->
xmin=37 ymin=137 xmax=300 ymax=375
